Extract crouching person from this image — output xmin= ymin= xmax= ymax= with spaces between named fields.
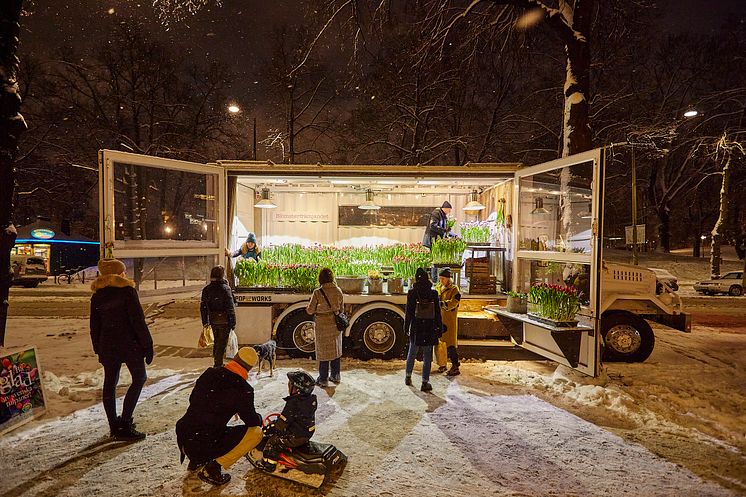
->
xmin=176 ymin=347 xmax=263 ymax=486
xmin=256 ymin=370 xmax=317 ymax=472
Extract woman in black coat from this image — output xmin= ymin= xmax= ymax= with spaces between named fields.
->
xmin=90 ymin=258 xmax=153 ymax=441
xmin=200 ymin=265 xmax=237 ymax=367
xmin=404 ymin=267 xmax=443 ymax=392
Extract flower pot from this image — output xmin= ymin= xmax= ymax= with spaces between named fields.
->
xmin=367 ymin=278 xmax=383 ymax=294
xmin=506 ymin=295 xmax=527 ymax=314
xmin=387 ymin=277 xmax=404 ymax=294
xmin=336 ymin=277 xmax=366 ymax=294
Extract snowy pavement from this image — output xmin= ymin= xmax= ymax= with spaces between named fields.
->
xmin=0 ymin=362 xmax=740 ymax=497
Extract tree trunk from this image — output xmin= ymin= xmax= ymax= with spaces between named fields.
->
xmin=561 ymin=1 xmax=593 ymax=157
xmin=693 ymin=234 xmax=701 ymax=258
xmin=710 ymin=154 xmax=731 ymax=278
xmin=0 ymin=0 xmax=26 ymax=347
xmin=658 ymin=205 xmax=671 ymax=253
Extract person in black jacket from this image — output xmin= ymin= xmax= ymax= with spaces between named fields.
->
xmin=404 ymin=268 xmax=443 ymax=392
xmin=200 ymin=266 xmax=237 ymax=367
xmin=255 ymin=370 xmax=318 ymax=472
xmin=176 ymin=347 xmax=263 ymax=486
xmin=422 ymin=201 xmax=454 ymax=281
xmin=90 ymin=258 xmax=154 ymax=441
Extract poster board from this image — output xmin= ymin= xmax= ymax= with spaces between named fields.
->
xmin=0 ymin=347 xmax=47 ymax=435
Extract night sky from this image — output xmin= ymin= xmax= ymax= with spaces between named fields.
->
xmin=22 ymin=0 xmax=746 ymax=102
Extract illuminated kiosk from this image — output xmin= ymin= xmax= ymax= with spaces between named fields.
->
xmin=12 ymin=218 xmax=99 ymax=275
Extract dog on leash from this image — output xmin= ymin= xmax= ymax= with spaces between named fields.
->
xmin=253 ymin=339 xmax=277 ymax=377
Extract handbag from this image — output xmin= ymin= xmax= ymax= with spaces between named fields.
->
xmin=225 ymin=329 xmax=239 ymax=359
xmin=197 ymin=324 xmax=214 ymax=348
xmin=320 ymin=288 xmax=349 ymax=332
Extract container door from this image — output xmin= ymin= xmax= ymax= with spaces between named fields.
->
xmin=98 ymin=150 xmax=226 ymax=285
xmin=510 ymin=148 xmax=605 ymax=376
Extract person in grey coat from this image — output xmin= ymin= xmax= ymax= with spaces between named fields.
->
xmin=306 ymin=268 xmax=344 ymax=387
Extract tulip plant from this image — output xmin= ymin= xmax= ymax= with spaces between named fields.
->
xmin=460 ymin=221 xmax=492 ymax=244
xmin=235 ymin=242 xmax=433 ymax=289
xmin=527 ymin=283 xmax=580 ymax=323
xmin=430 ymin=237 xmax=467 ymax=264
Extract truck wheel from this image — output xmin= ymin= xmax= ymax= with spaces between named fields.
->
xmin=601 ymin=312 xmax=655 ymax=363
xmin=352 ymin=309 xmax=406 ymax=360
xmin=276 ymin=310 xmax=316 ymax=358
xmin=729 ymin=285 xmax=743 ymax=297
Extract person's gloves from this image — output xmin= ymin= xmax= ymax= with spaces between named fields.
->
xmin=145 ymin=350 xmax=154 ymax=365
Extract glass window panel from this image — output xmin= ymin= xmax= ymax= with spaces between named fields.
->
xmin=518 ymin=161 xmax=594 ymax=255
xmin=516 ymin=258 xmax=591 ymax=307
xmin=113 ymin=162 xmax=218 ymax=244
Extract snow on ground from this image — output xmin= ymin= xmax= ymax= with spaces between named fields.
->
xmin=0 ymin=364 xmax=738 ymax=497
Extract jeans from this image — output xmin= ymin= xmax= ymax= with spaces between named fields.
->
xmin=102 ymin=359 xmax=147 ymax=427
xmin=318 ymin=358 xmax=341 ymax=381
xmin=405 ymin=339 xmax=432 ymax=383
xmin=212 ymin=325 xmax=231 ymax=367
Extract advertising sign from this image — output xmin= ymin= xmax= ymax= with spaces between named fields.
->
xmin=30 ymin=228 xmax=55 ymax=240
xmin=625 ymin=224 xmax=646 ymax=245
xmin=0 ymin=347 xmax=47 ymax=435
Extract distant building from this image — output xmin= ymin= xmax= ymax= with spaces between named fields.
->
xmin=12 ymin=218 xmax=99 ymax=275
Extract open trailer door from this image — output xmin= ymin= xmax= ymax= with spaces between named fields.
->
xmin=506 ymin=148 xmax=605 ymax=376
xmin=98 ymin=150 xmax=226 ymax=286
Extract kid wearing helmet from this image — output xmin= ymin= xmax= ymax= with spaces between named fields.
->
xmin=256 ymin=370 xmax=317 ymax=472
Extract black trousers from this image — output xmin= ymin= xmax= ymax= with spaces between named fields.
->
xmin=263 ymin=432 xmax=310 ymax=460
xmin=212 ymin=325 xmax=231 ymax=367
xmin=102 ymin=359 xmax=147 ymax=427
xmin=447 ymin=345 xmax=460 ymax=368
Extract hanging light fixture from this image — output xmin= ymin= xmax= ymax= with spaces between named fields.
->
xmin=358 ymin=189 xmax=381 ymax=210
xmin=531 ymin=197 xmax=549 ymax=215
xmin=255 ymin=187 xmax=277 ymax=209
xmin=463 ymin=190 xmax=485 ymax=211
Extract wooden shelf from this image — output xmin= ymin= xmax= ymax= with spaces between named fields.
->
xmin=483 ymin=306 xmax=592 ymax=333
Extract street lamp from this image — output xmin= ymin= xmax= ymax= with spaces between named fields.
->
xmin=683 ymin=108 xmax=699 ymax=118
xmin=227 ymin=104 xmax=241 ymax=114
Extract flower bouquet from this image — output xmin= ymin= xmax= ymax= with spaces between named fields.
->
xmin=527 ymin=283 xmax=580 ymax=326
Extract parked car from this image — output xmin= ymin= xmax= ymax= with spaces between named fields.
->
xmin=693 ymin=271 xmax=744 ymax=296
xmin=648 ymin=267 xmax=679 ymax=294
xmin=10 ymin=255 xmax=49 ymax=288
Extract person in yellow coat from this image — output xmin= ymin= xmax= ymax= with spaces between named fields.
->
xmin=435 ymin=267 xmax=461 ymax=376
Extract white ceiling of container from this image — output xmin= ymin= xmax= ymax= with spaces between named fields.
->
xmin=237 ymin=176 xmax=509 ymax=193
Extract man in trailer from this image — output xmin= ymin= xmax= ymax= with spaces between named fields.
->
xmin=423 ymin=201 xmax=454 ymax=281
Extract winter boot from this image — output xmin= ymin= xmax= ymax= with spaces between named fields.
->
xmin=108 ymin=416 xmax=122 ymax=438
xmin=446 ymin=366 xmax=461 ymax=377
xmin=316 ymin=378 xmax=329 ymax=388
xmin=405 ymin=376 xmax=412 ymax=386
xmin=329 ymin=375 xmax=341 ymax=384
xmin=198 ymin=460 xmax=231 ymax=486
xmin=115 ymin=417 xmax=146 ymax=442
xmin=420 ymin=381 xmax=433 ymax=392
xmin=187 ymin=459 xmax=206 ymax=472
xmin=437 ymin=366 xmax=447 ymax=374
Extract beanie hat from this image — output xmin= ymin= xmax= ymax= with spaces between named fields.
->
xmin=441 ymin=201 xmax=452 ymax=209
xmin=246 ymin=232 xmax=257 ymax=244
xmin=232 ymin=346 xmax=258 ymax=371
xmin=439 ymin=267 xmax=452 ymax=278
xmin=98 ymin=258 xmax=126 ymax=276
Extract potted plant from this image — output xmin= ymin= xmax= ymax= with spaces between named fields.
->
xmin=527 ymin=283 xmax=581 ymax=327
xmin=460 ymin=221 xmax=492 ymax=245
xmin=367 ymin=269 xmax=383 ymax=294
xmin=505 ymin=291 xmax=528 ymax=313
xmin=431 ymin=237 xmax=467 ymax=265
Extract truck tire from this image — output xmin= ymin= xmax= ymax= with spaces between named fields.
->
xmin=729 ymin=285 xmax=743 ymax=297
xmin=351 ymin=309 xmax=406 ymax=360
xmin=601 ymin=312 xmax=655 ymax=363
xmin=276 ymin=309 xmax=316 ymax=358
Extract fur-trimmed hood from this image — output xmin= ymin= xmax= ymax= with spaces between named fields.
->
xmin=91 ymin=274 xmax=135 ymax=293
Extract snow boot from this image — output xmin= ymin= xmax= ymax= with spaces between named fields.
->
xmin=437 ymin=366 xmax=447 ymax=374
xmin=115 ymin=418 xmax=146 ymax=442
xmin=405 ymin=376 xmax=412 ymax=386
xmin=420 ymin=381 xmax=433 ymax=392
xmin=316 ymin=378 xmax=329 ymax=388
xmin=198 ymin=460 xmax=231 ymax=486
xmin=187 ymin=459 xmax=205 ymax=472
xmin=108 ymin=416 xmax=122 ymax=438
xmin=330 ymin=375 xmax=341 ymax=384
xmin=446 ymin=366 xmax=460 ymax=377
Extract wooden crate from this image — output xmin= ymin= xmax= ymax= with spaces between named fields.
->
xmin=469 ymin=275 xmax=496 ymax=294
xmin=465 ymin=257 xmax=490 ymax=279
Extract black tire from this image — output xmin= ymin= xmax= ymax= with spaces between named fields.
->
xmin=351 ymin=309 xmax=406 ymax=360
xmin=729 ymin=285 xmax=743 ymax=297
xmin=601 ymin=312 xmax=655 ymax=363
xmin=23 ymin=281 xmax=39 ymax=288
xmin=276 ymin=309 xmax=316 ymax=358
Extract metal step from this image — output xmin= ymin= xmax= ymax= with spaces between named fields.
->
xmin=458 ymin=338 xmax=544 ymax=361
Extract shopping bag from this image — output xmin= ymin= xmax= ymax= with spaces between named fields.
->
xmin=225 ymin=329 xmax=239 ymax=359
xmin=198 ymin=325 xmax=214 ymax=348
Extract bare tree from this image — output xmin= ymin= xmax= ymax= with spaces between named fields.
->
xmin=0 ymin=0 xmax=26 ymax=347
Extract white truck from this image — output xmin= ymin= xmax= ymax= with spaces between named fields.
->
xmin=98 ymin=147 xmax=689 ymax=377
